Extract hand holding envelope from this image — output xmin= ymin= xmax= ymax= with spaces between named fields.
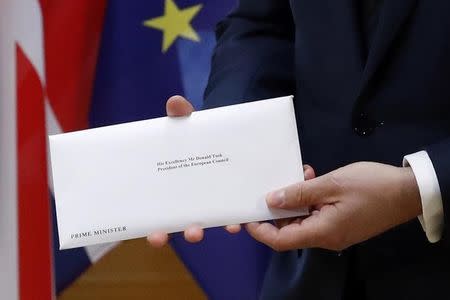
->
xmin=147 ymin=96 xmax=316 ymax=248
xmin=50 ymin=94 xmax=421 ymax=252
xmin=152 ymin=97 xmax=422 ymax=253
xmin=50 ymin=95 xmax=306 ymax=249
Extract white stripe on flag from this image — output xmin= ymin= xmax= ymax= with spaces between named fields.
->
xmin=45 ymin=100 xmax=60 ymax=194
xmin=1 ymin=0 xmax=48 ymax=298
xmin=0 ymin=1 xmax=19 ymax=299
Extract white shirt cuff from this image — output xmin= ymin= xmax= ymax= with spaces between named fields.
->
xmin=403 ymin=150 xmax=444 ymax=243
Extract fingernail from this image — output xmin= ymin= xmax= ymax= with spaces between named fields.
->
xmin=267 ymin=190 xmax=286 ymax=207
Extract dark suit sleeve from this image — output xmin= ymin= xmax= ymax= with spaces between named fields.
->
xmin=203 ymin=0 xmax=295 ymax=109
xmin=425 ymin=140 xmax=450 ymax=242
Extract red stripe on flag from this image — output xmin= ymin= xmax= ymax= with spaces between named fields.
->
xmin=40 ymin=0 xmax=107 ymax=132
xmin=17 ymin=45 xmax=52 ymax=300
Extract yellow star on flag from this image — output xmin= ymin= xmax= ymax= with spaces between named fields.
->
xmin=143 ymin=0 xmax=203 ymax=53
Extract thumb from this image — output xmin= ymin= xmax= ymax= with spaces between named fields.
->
xmin=303 ymin=164 xmax=315 ymax=180
xmin=266 ymin=174 xmax=330 ymax=210
xmin=166 ymin=95 xmax=194 ymax=117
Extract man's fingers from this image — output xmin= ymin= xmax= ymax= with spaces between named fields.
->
xmin=166 ymin=95 xmax=194 ymax=116
xmin=245 ymin=222 xmax=309 ymax=251
xmin=147 ymin=232 xmax=169 ymax=248
xmin=303 ymin=164 xmax=315 ymax=180
xmin=273 ymin=166 xmax=316 ymax=228
xmin=274 ymin=217 xmax=304 ymax=228
xmin=266 ymin=165 xmax=317 ymax=210
xmin=183 ymin=225 xmax=204 ymax=243
xmin=274 ymin=218 xmax=292 ymax=228
xmin=246 ymin=222 xmax=281 ymax=249
xmin=225 ymin=224 xmax=242 ymax=234
xmin=148 ymin=225 xmax=204 ymax=247
xmin=246 ymin=217 xmax=323 ymax=251
xmin=266 ymin=181 xmax=314 ymax=210
xmin=266 ymin=172 xmax=337 ymax=210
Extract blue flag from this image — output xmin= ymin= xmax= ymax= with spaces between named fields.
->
xmin=89 ymin=0 xmax=272 ymax=299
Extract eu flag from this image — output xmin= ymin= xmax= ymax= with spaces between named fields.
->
xmin=89 ymin=0 xmax=272 ymax=299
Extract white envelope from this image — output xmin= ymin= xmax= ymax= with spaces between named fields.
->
xmin=49 ymin=96 xmax=305 ymax=249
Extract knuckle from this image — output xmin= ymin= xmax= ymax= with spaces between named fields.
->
xmin=327 ymin=172 xmax=346 ymax=194
xmin=294 ymin=182 xmax=306 ymax=207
